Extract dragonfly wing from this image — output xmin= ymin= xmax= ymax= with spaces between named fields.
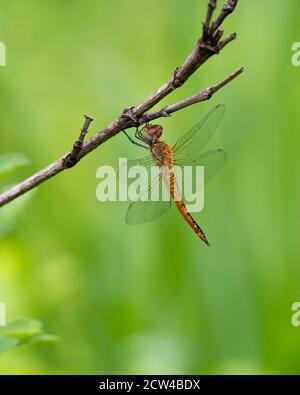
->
xmin=119 ymin=154 xmax=171 ymax=224
xmin=126 ymin=175 xmax=172 ymax=225
xmin=126 ymin=198 xmax=172 ymax=225
xmin=171 ymin=149 xmax=226 ymax=210
xmin=173 ymin=104 xmax=225 ymax=159
xmin=174 ymin=148 xmax=227 ymax=183
xmin=126 ymin=155 xmax=154 ymax=168
xmin=118 ymin=154 xmax=154 ymax=184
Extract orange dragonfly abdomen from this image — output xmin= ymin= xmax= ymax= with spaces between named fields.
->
xmin=151 ymin=141 xmax=210 ymax=246
xmin=173 ymin=193 xmax=210 ymax=246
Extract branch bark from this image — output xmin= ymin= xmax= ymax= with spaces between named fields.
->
xmin=0 ymin=0 xmax=242 ymax=207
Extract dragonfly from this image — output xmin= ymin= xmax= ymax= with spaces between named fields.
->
xmin=122 ymin=104 xmax=226 ymax=246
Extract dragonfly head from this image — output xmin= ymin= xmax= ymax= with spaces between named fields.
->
xmin=143 ymin=124 xmax=163 ymax=144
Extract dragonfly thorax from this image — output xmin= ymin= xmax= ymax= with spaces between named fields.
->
xmin=143 ymin=124 xmax=163 ymax=144
xmin=151 ymin=141 xmax=173 ymax=168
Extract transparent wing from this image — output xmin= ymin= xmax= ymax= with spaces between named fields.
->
xmin=173 ymin=104 xmax=225 ymax=159
xmin=172 ymin=149 xmax=226 ymax=206
xmin=118 ymin=154 xmax=154 ymax=191
xmin=126 ymin=175 xmax=172 ymax=225
xmin=174 ymin=149 xmax=227 ymax=183
xmin=118 ymin=154 xmax=171 ymax=224
xmin=118 ymin=154 xmax=154 ymax=179
xmin=126 ymin=155 xmax=154 ymax=168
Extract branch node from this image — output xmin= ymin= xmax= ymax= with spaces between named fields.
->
xmin=205 ymin=87 xmax=213 ymax=99
xmin=122 ymin=106 xmax=139 ymax=125
xmin=223 ymin=3 xmax=235 ymax=13
xmin=212 ymin=26 xmax=224 ymax=44
xmin=161 ymin=107 xmax=171 ymax=117
xmin=199 ymin=41 xmax=219 ymax=54
xmin=64 ymin=114 xmax=93 ymax=168
xmin=171 ymin=66 xmax=183 ymax=88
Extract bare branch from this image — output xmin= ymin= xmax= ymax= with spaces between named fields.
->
xmin=219 ymin=32 xmax=237 ymax=50
xmin=0 ymin=0 xmax=242 ymax=208
xmin=203 ymin=0 xmax=217 ymax=38
xmin=210 ymin=0 xmax=238 ymax=34
xmin=139 ymin=67 xmax=244 ymax=123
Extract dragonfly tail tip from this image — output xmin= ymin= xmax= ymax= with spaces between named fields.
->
xmin=204 ymin=239 xmax=211 ymax=247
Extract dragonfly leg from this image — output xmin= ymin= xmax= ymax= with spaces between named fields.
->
xmin=122 ymin=130 xmax=148 ymax=150
xmin=135 ymin=127 xmax=144 ymax=143
xmin=136 ymin=124 xmax=151 ymax=143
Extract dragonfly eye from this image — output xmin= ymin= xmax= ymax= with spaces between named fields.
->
xmin=144 ymin=124 xmax=163 ymax=143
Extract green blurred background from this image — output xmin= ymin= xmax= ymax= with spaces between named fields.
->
xmin=0 ymin=0 xmax=300 ymax=374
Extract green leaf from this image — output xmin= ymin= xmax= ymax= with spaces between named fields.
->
xmin=19 ymin=333 xmax=58 ymax=347
xmin=0 ymin=317 xmax=57 ymax=355
xmin=0 ymin=153 xmax=29 ymax=176
xmin=0 ymin=337 xmax=19 ymax=354
xmin=0 ymin=188 xmax=35 ymax=238
xmin=0 ymin=316 xmax=42 ymax=339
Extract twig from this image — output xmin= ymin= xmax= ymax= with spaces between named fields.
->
xmin=203 ymin=0 xmax=217 ymax=38
xmin=0 ymin=0 xmax=242 ymax=207
xmin=210 ymin=0 xmax=237 ymax=34
xmin=64 ymin=115 xmax=94 ymax=168
xmin=139 ymin=67 xmax=244 ymax=122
